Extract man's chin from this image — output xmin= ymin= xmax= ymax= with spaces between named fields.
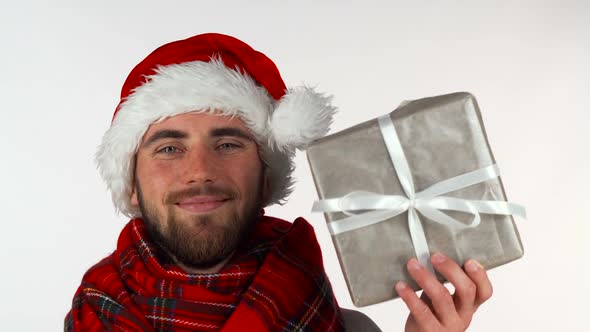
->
xmin=139 ymin=196 xmax=261 ymax=272
xmin=170 ymin=210 xmax=231 ymax=233
xmin=161 ymin=213 xmax=240 ymax=263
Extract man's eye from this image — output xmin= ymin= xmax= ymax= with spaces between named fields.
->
xmin=217 ymin=142 xmax=241 ymax=151
xmin=157 ymin=146 xmax=181 ymax=154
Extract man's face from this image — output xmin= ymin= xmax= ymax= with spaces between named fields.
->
xmin=131 ymin=112 xmax=267 ymax=270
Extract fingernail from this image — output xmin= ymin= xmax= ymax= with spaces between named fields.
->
xmin=431 ymin=253 xmax=446 ymax=264
xmin=408 ymin=259 xmax=421 ymax=271
xmin=395 ymin=281 xmax=408 ymax=291
xmin=466 ymin=259 xmax=483 ymax=272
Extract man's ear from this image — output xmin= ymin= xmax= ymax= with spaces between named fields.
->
xmin=130 ymin=156 xmax=139 ymax=206
xmin=130 ymin=186 xmax=139 ymax=206
xmin=261 ymin=170 xmax=270 ymax=204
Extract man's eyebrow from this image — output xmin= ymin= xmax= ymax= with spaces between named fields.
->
xmin=142 ymin=129 xmax=188 ymax=147
xmin=210 ymin=127 xmax=255 ymax=141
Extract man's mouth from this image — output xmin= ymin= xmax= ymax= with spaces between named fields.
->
xmin=175 ymin=195 xmax=230 ymax=213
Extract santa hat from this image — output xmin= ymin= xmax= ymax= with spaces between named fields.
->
xmin=96 ymin=33 xmax=336 ymax=217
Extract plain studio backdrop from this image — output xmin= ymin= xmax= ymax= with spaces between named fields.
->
xmin=1 ymin=1 xmax=588 ymax=331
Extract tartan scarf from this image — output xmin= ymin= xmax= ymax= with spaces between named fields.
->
xmin=65 ymin=215 xmax=344 ymax=331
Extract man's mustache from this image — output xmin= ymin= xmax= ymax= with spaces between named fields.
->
xmin=165 ymin=184 xmax=238 ymax=204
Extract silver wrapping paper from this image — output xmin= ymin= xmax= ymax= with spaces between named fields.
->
xmin=306 ymin=92 xmax=524 ymax=307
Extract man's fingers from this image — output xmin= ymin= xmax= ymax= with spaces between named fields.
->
xmin=406 ymin=258 xmax=460 ymax=325
xmin=430 ymin=253 xmax=477 ymax=318
xmin=463 ymin=259 xmax=493 ymax=306
xmin=395 ymin=281 xmax=441 ymax=332
xmin=419 ymin=290 xmax=434 ymax=309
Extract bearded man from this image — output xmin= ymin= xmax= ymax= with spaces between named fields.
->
xmin=65 ymin=33 xmax=493 ymax=332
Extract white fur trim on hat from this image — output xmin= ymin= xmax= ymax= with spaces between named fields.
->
xmin=96 ymin=57 xmax=335 ymax=217
xmin=270 ymin=86 xmax=336 ymax=151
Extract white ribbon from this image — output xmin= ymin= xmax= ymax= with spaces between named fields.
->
xmin=312 ymin=114 xmax=526 ymax=273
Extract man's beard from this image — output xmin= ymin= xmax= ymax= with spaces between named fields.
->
xmin=136 ymin=181 xmax=263 ymax=271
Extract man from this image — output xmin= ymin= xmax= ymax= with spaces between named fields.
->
xmin=66 ymin=33 xmax=493 ymax=331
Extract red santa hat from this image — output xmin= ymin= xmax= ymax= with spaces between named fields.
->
xmin=96 ymin=33 xmax=336 ymax=217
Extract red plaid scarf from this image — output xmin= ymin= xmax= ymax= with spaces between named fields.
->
xmin=65 ymin=215 xmax=344 ymax=331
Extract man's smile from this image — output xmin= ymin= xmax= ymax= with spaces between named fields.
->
xmin=175 ymin=195 xmax=231 ymax=213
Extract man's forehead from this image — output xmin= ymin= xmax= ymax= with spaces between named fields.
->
xmin=145 ymin=112 xmax=250 ymax=135
xmin=140 ymin=111 xmax=256 ymax=144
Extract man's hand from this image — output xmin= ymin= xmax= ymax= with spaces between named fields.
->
xmin=395 ymin=253 xmax=492 ymax=332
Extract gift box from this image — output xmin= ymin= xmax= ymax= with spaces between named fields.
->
xmin=306 ymin=92 xmax=525 ymax=307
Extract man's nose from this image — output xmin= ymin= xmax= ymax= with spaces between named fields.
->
xmin=180 ymin=145 xmax=219 ymax=185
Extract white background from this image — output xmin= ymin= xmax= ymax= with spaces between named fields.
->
xmin=1 ymin=0 xmax=589 ymax=331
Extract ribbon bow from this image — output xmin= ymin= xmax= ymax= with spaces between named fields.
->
xmin=312 ymin=115 xmax=526 ymax=273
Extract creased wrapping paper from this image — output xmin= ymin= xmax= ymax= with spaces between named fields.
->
xmin=306 ymin=92 xmax=524 ymax=307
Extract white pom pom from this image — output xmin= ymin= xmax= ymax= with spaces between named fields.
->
xmin=269 ymin=86 xmax=336 ymax=150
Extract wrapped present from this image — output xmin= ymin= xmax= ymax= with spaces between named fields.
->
xmin=306 ymin=92 xmax=525 ymax=307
